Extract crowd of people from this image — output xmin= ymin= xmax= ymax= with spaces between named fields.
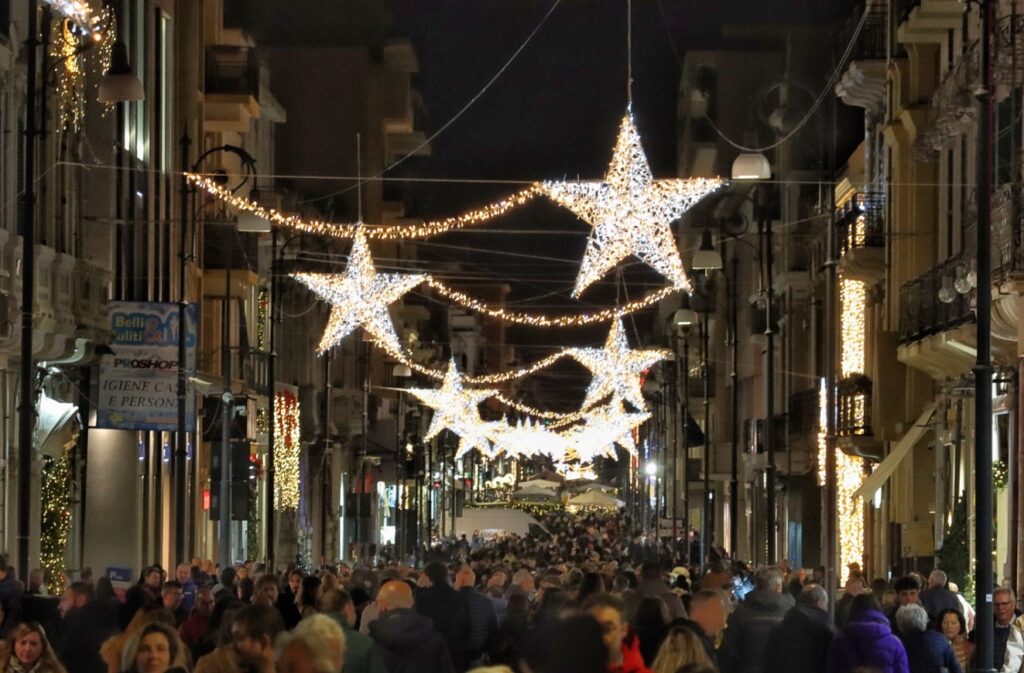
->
xmin=0 ymin=511 xmax=1012 ymax=673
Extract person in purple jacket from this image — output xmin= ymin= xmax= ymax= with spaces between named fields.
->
xmin=827 ymin=593 xmax=911 ymax=673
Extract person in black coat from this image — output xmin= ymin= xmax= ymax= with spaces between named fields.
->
xmin=415 ymin=562 xmax=470 ymax=671
xmin=718 ymin=566 xmax=795 ymax=673
xmin=896 ymin=603 xmax=962 ymax=673
xmin=918 ymin=570 xmax=961 ymax=624
xmin=765 ymin=584 xmax=836 ymax=673
xmin=58 ymin=582 xmax=118 ymax=673
xmin=370 ymin=581 xmax=454 ymax=673
xmin=0 ymin=555 xmax=22 ymax=639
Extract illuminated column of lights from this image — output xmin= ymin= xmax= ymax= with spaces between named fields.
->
xmin=841 ymin=277 xmax=867 ymax=377
xmin=274 ymin=391 xmax=301 ymax=510
xmin=40 ymin=451 xmax=73 ymax=595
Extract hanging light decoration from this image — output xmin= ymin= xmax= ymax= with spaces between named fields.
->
xmin=408 ymin=359 xmax=499 ymax=459
xmin=293 ymin=228 xmax=425 ymax=355
xmin=538 ymin=112 xmax=722 ymax=296
xmin=571 ymin=318 xmax=670 ymax=411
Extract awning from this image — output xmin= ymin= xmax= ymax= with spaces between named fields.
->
xmin=852 ymin=403 xmax=937 ymax=500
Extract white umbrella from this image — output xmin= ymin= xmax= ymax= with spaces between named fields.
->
xmin=568 ymin=490 xmax=624 ymax=508
xmin=513 ymin=485 xmax=558 ymax=500
xmin=519 ymin=478 xmax=562 ymax=491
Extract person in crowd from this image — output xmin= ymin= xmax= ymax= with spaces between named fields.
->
xmin=161 ymin=583 xmax=188 ymax=627
xmin=318 ymin=589 xmax=387 ymax=673
xmin=827 ymin=593 xmax=909 ymax=673
xmin=178 ymin=588 xmax=215 ymax=652
xmin=118 ymin=623 xmax=189 ymax=673
xmin=229 ymin=605 xmax=283 ymax=673
xmin=368 ymin=579 xmax=454 ymax=673
xmin=453 ymin=568 xmax=497 ymax=668
xmin=94 ymin=578 xmax=120 ymax=626
xmin=0 ymin=556 xmax=23 ymax=639
xmin=578 ymin=573 xmax=606 ymax=605
xmin=212 ymin=570 xmax=235 ymax=604
xmin=506 ymin=570 xmax=535 ymax=603
xmin=582 ymin=592 xmax=651 ymax=673
xmin=701 ymin=561 xmax=733 ymax=594
xmin=765 ymin=584 xmax=835 ymax=673
xmin=60 ymin=581 xmax=117 ymax=673
xmin=276 ymin=573 xmax=302 ymax=631
xmin=624 ymin=562 xmax=685 ymax=621
xmin=273 ymin=615 xmax=344 ymax=673
xmin=937 ymin=608 xmax=974 ymax=672
xmin=174 ymin=566 xmax=197 ymax=616
xmin=630 ymin=597 xmax=669 ymax=667
xmin=192 ymin=603 xmax=242 ymax=673
xmin=296 ymin=577 xmax=321 ymax=620
xmin=836 ymin=575 xmax=868 ymax=628
xmin=26 ymin=570 xmax=46 ymax=596
xmin=986 ymin=586 xmax=1019 ymax=671
xmin=489 ymin=593 xmax=529 ymax=669
xmin=895 ymin=603 xmax=960 ymax=673
xmin=0 ymin=623 xmax=67 ymax=673
xmin=918 ymin=571 xmax=960 ymax=624
xmin=102 ymin=608 xmax=176 ymax=673
xmin=649 ymin=625 xmax=714 ymax=673
xmin=718 ymin=566 xmax=792 ymax=673
xmin=249 ymin=578 xmax=276 ymax=609
xmin=415 ymin=563 xmax=469 ymax=671
xmin=884 ymin=577 xmax=921 ymax=635
xmin=519 ymin=614 xmax=607 ymax=673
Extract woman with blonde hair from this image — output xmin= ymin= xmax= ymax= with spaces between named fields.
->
xmin=101 ymin=607 xmax=176 ymax=673
xmin=119 ymin=622 xmax=190 ymax=673
xmin=651 ymin=626 xmax=716 ymax=673
xmin=0 ymin=623 xmax=66 ymax=673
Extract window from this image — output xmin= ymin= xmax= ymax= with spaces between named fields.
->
xmin=995 ymin=91 xmax=1021 ymax=187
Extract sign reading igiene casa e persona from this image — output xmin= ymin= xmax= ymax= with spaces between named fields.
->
xmin=97 ymin=301 xmax=198 ymax=431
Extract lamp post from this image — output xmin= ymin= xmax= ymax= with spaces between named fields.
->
xmin=18 ymin=0 xmax=142 ymax=583
xmin=974 ymin=1 xmax=995 ymax=671
xmin=188 ymin=144 xmax=256 ymax=567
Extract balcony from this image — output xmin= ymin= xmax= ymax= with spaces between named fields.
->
xmin=837 ymin=375 xmax=872 ymax=437
xmin=835 ymin=5 xmax=887 ymax=113
xmin=915 ymin=42 xmax=978 ymax=160
xmin=245 ymin=350 xmax=271 ymax=398
xmin=837 ymin=192 xmax=886 ymax=284
xmin=686 ymin=363 xmax=715 ymax=399
xmin=897 ymin=256 xmax=976 ymax=378
xmin=204 ymin=46 xmax=261 ymax=133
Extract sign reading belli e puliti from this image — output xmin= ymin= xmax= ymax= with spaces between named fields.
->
xmin=97 ymin=301 xmax=199 ymax=431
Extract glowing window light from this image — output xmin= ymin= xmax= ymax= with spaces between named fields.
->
xmin=274 ymin=391 xmax=301 ymax=510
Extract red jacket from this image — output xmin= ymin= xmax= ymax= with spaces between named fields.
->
xmin=178 ymin=610 xmax=210 ymax=649
xmin=612 ymin=630 xmax=653 ymax=673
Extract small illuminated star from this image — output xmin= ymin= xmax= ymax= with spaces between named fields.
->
xmin=293 ymin=228 xmax=425 ymax=354
xmin=408 ymin=359 xmax=498 ymax=459
xmin=539 ymin=111 xmax=722 ymax=297
xmin=571 ymin=318 xmax=669 ymax=411
xmin=563 ymin=405 xmax=650 ymax=460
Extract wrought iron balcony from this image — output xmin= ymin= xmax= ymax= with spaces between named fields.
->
xmin=205 ymin=46 xmax=260 ymax=100
xmin=836 ymin=192 xmax=885 ymax=256
xmin=898 ymin=255 xmax=974 ymax=344
xmin=246 ymin=349 xmax=271 ymax=397
xmin=837 ymin=375 xmax=872 ymax=437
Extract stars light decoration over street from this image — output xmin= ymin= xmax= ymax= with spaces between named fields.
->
xmin=563 ymin=405 xmax=650 ymax=461
xmin=571 ymin=318 xmax=669 ymax=411
xmin=408 ymin=359 xmax=499 ymax=459
xmin=539 ymin=111 xmax=723 ymax=297
xmin=293 ymin=228 xmax=425 ymax=354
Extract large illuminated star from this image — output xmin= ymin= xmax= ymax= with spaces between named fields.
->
xmin=408 ymin=359 xmax=499 ymax=459
xmin=562 ymin=405 xmax=650 ymax=460
xmin=294 ymin=228 xmax=425 ymax=354
xmin=539 ymin=111 xmax=722 ymax=297
xmin=571 ymin=318 xmax=669 ymax=411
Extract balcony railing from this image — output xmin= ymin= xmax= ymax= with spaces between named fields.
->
xmin=898 ymin=255 xmax=974 ymax=343
xmin=841 ymin=4 xmax=887 ymax=61
xmin=205 ymin=46 xmax=260 ymax=99
xmin=837 ymin=375 xmax=872 ymax=437
xmin=245 ymin=350 xmax=271 ymax=397
xmin=836 ymin=192 xmax=885 ymax=257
